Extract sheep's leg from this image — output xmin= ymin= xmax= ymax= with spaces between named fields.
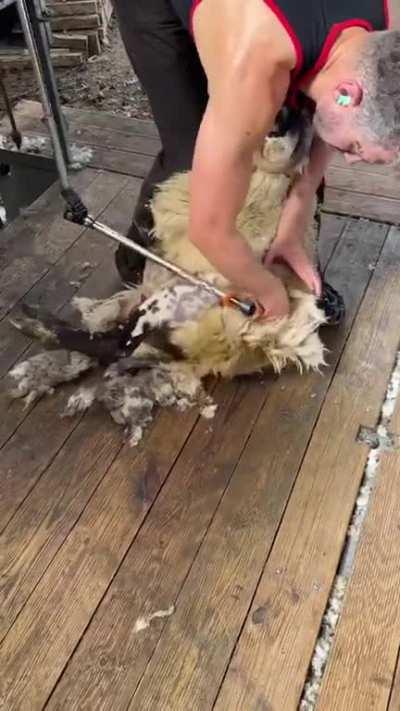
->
xmin=11 ymin=303 xmax=145 ymax=365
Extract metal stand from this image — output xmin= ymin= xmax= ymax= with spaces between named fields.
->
xmin=11 ymin=0 xmax=257 ymax=317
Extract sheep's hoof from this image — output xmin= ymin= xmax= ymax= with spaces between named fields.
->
xmin=318 ymin=282 xmax=345 ymax=326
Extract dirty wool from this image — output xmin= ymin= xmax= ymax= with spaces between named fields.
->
xmin=0 ymin=134 xmax=93 ymax=170
xmin=7 ymin=113 xmax=327 ymax=446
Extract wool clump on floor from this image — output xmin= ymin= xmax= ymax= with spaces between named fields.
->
xmin=7 ymin=112 xmax=329 ymax=446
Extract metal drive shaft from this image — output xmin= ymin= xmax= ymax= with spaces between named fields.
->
xmin=83 ymin=216 xmax=259 ymax=318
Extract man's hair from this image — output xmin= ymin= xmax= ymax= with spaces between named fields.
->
xmin=357 ymin=30 xmax=400 ymax=145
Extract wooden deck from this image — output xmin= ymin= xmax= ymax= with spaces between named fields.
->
xmin=1 ymin=105 xmax=400 ymax=710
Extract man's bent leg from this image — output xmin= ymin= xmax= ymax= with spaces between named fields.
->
xmin=112 ymin=0 xmax=208 ymax=284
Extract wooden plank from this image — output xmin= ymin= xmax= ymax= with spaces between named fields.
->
xmin=317 ymin=213 xmax=347 ymax=270
xmin=0 ymin=405 xmax=124 ymax=643
xmin=0 ymin=175 xmax=136 ymax=446
xmin=388 ymin=652 xmax=400 ymax=711
xmin=104 ymin=221 xmax=387 ymax=710
xmin=0 ymin=168 xmax=97 ymax=320
xmin=326 ymin=165 xmax=400 ymax=201
xmin=317 ymin=395 xmax=400 ymax=710
xmin=0 ymin=51 xmax=84 ymax=69
xmin=0 ymin=405 xmax=201 ymax=709
xmin=87 ymin=30 xmax=101 ymax=56
xmin=51 ymin=33 xmax=89 ymax=53
xmin=0 ymin=173 xmax=138 ymax=383
xmin=70 ymin=107 xmax=159 ymax=139
xmin=1 ymin=127 xmax=154 ymax=177
xmin=2 ymin=115 xmax=159 ymax=157
xmin=0 ymin=174 xmax=133 ymax=526
xmin=71 ymin=124 xmax=159 ymax=157
xmin=324 ymin=187 xmax=400 ymax=224
xmin=49 ymin=1 xmax=99 ymax=16
xmin=213 ymin=226 xmax=400 ymax=711
xmin=0 ymin=170 xmax=125 ymax=322
xmin=50 ymin=14 xmax=101 ymax=30
xmin=0 ymin=209 xmax=347 ymax=708
xmin=1 ymin=100 xmax=159 ymax=140
xmin=72 ymin=143 xmax=153 ymax=177
xmin=44 ymin=377 xmax=271 ymax=710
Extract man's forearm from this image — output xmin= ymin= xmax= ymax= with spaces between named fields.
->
xmin=192 ymin=225 xmax=279 ymax=295
xmin=275 ymin=136 xmax=332 ymax=245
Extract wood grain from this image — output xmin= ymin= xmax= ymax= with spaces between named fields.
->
xmin=0 ymin=174 xmax=138 ymax=381
xmin=49 ymin=1 xmax=99 ymax=16
xmin=317 ymin=395 xmax=400 ymax=710
xmin=0 ymin=100 xmax=159 ymax=140
xmin=213 ymin=227 xmax=400 ymax=711
xmin=0 ymin=406 xmax=123 ymax=641
xmin=51 ymin=33 xmax=89 ymax=53
xmin=50 ymin=14 xmax=101 ymax=31
xmin=0 ymin=170 xmax=125 ymax=321
xmin=324 ymin=187 xmax=400 ymax=224
xmin=44 ymin=376 xmax=270 ymax=710
xmin=0 ymin=50 xmax=85 ymax=69
xmin=0 ymin=175 xmax=136 ymax=529
xmin=317 ymin=213 xmax=347 ymax=271
xmin=388 ymin=651 xmax=400 ymax=710
xmin=123 ymin=222 xmax=388 ymax=710
xmin=327 ymin=165 xmax=400 ymax=201
xmin=0 ymin=403 xmax=200 ymax=710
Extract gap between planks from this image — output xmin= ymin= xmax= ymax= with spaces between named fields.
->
xmin=213 ymin=226 xmax=400 ymax=711
xmin=35 ymin=219 xmax=386 ymax=710
xmin=0 ymin=217 xmax=346 ymax=709
xmin=0 ymin=174 xmax=140 ymax=532
xmin=313 ymin=355 xmax=400 ymax=710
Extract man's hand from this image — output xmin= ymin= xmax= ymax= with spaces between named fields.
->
xmin=256 ymin=272 xmax=291 ymax=320
xmin=263 ymin=234 xmax=322 ymax=296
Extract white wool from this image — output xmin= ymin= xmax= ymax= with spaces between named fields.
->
xmin=73 ymin=293 xmax=130 ymax=334
xmin=0 ymin=134 xmax=47 ymax=154
xmin=0 ymin=134 xmax=47 ymax=153
xmin=300 ymin=576 xmax=347 ymax=711
xmin=69 ymin=144 xmax=93 ymax=171
xmin=65 ymin=387 xmax=97 ymax=414
xmin=0 ymin=133 xmax=91 ymax=170
xmin=201 ymin=403 xmax=218 ymax=419
xmin=129 ymin=425 xmax=144 ymax=447
xmin=0 ymin=204 xmax=7 ymax=226
xmin=134 ymin=605 xmax=175 ymax=633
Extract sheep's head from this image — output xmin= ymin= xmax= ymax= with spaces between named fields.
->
xmin=255 ymin=107 xmax=314 ymax=175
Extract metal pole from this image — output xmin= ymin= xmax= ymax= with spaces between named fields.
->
xmin=16 ymin=0 xmax=72 ymax=189
xmin=82 ymin=216 xmax=258 ymax=317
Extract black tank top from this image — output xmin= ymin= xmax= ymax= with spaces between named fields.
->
xmin=171 ymin=0 xmax=389 ymax=88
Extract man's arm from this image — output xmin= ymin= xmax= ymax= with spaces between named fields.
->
xmin=189 ymin=61 xmax=290 ymax=300
xmin=189 ymin=0 xmax=297 ymax=318
xmin=264 ymin=136 xmax=333 ymax=294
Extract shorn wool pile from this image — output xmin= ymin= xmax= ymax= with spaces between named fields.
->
xmin=8 ymin=110 xmax=333 ymax=445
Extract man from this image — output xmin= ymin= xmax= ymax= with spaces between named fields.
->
xmin=112 ymin=0 xmax=400 ymax=321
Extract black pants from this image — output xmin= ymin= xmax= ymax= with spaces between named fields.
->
xmin=112 ymin=0 xmax=207 ymax=239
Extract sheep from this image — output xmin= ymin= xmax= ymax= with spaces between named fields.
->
xmin=7 ymin=111 xmax=336 ymax=445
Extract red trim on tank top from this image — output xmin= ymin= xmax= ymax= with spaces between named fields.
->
xmin=383 ymin=0 xmax=390 ymax=28
xmin=294 ymin=19 xmax=373 ymax=93
xmin=189 ymin=0 xmax=202 ymax=34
